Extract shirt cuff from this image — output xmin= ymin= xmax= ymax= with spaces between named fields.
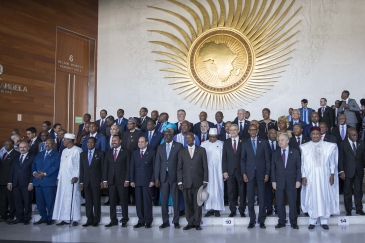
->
xmin=339 ymin=171 xmax=344 ymax=174
xmin=79 ymin=183 xmax=83 ymax=185
xmin=103 ymin=181 xmax=107 ymax=183
xmin=29 ymin=183 xmax=33 ymax=185
xmin=178 ymin=182 xmax=182 ymax=185
xmin=33 ymin=171 xmax=37 ymax=176
xmin=7 ymin=183 xmax=12 ymax=185
xmin=125 ymin=181 xmax=129 ymax=182
xmin=203 ymin=181 xmax=208 ymax=184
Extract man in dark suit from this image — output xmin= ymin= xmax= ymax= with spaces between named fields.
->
xmin=81 ymin=122 xmax=107 ymax=152
xmin=266 ymin=128 xmax=280 ymax=215
xmin=298 ymin=99 xmax=314 ymax=125
xmin=232 ymin=108 xmax=250 ymax=139
xmin=222 ymin=124 xmax=246 ymax=217
xmin=115 ymin=109 xmax=128 ymax=131
xmin=139 ymin=107 xmax=150 ymax=133
xmin=106 ymin=124 xmax=120 ymax=151
xmin=26 ymin=127 xmax=41 ymax=156
xmin=303 ymin=112 xmax=320 ymax=137
xmin=8 ymin=142 xmax=36 ymax=225
xmin=32 ymin=139 xmax=60 ymax=225
xmin=155 ymin=130 xmax=183 ymax=229
xmin=96 ymin=109 xmax=108 ymax=135
xmin=178 ymin=133 xmax=208 ymax=230
xmin=338 ymin=90 xmax=361 ymax=129
xmin=38 ymin=131 xmax=49 ymax=152
xmin=0 ymin=140 xmax=19 ymax=222
xmin=37 ymin=121 xmax=53 ymax=139
xmin=214 ymin=111 xmax=226 ymax=137
xmin=319 ymin=122 xmax=337 ymax=143
xmin=50 ymin=123 xmax=62 ymax=140
xmin=218 ymin=121 xmax=232 ymax=141
xmin=318 ymin=98 xmax=334 ymax=129
xmin=196 ymin=121 xmax=210 ymax=143
xmin=332 ymin=100 xmax=341 ymax=126
xmin=105 ymin=135 xmax=131 ymax=228
xmin=241 ymin=124 xmax=270 ymax=229
xmin=56 ymin=129 xmax=66 ymax=153
xmin=288 ymin=109 xmax=307 ymax=130
xmin=80 ymin=137 xmax=107 ymax=227
xmin=193 ymin=111 xmax=214 ymax=135
xmin=339 ymin=128 xmax=365 ymax=216
xmin=141 ymin=120 xmax=163 ymax=151
xmin=175 ymin=109 xmax=193 ymax=134
xmin=77 ymin=113 xmax=91 ymax=139
xmin=251 ymin=120 xmax=267 ymax=139
xmin=122 ymin=118 xmax=142 ymax=152
xmin=332 ymin=114 xmax=352 ymax=146
xmin=271 ymin=133 xmax=301 ymax=229
xmin=130 ymin=137 xmax=155 ymax=228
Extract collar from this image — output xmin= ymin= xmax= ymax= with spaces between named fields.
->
xmin=293 ymin=119 xmax=299 ymax=123
xmin=90 ymin=132 xmax=98 ymax=137
xmin=238 ymin=119 xmax=245 ymax=123
xmin=348 ymin=138 xmax=356 ymax=145
xmin=166 ymin=141 xmax=173 ymax=146
xmin=130 ymin=129 xmax=136 ymax=132
xmin=217 ymin=122 xmax=224 ymax=126
xmin=45 ymin=149 xmax=53 ymax=153
xmin=113 ymin=146 xmax=121 ymax=151
xmin=281 ymin=146 xmax=289 ymax=152
xmin=118 ymin=117 xmax=124 ymax=120
xmin=296 ymin=135 xmax=303 ymax=139
xmin=188 ymin=145 xmax=195 ymax=150
xmin=88 ymin=148 xmax=95 ymax=154
xmin=148 ymin=130 xmax=154 ymax=133
xmin=48 ymin=129 xmax=52 ymax=133
xmin=251 ymin=136 xmax=258 ymax=142
xmin=20 ymin=152 xmax=29 ymax=157
xmin=5 ymin=149 xmax=13 ymax=154
xmin=270 ymin=140 xmax=276 ymax=143
xmin=345 ymin=98 xmax=349 ymax=103
xmin=140 ymin=148 xmax=147 ymax=153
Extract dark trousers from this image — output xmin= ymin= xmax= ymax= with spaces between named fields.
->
xmin=84 ymin=186 xmax=101 ymax=224
xmin=276 ymin=188 xmax=297 ymax=225
xmin=160 ymin=172 xmax=180 ymax=224
xmin=344 ymin=174 xmax=364 ymax=212
xmin=0 ymin=185 xmax=15 ymax=219
xmin=35 ymin=186 xmax=56 ymax=222
xmin=227 ymin=168 xmax=246 ymax=214
xmin=223 ymin=180 xmax=229 ymax=204
xmin=183 ymin=186 xmax=201 ymax=226
xmin=247 ymin=170 xmax=266 ymax=224
xmin=265 ymin=178 xmax=273 ymax=212
xmin=135 ymin=186 xmax=153 ymax=224
xmin=13 ymin=186 xmax=32 ymax=221
xmin=109 ymin=184 xmax=129 ymax=223
xmin=296 ymin=186 xmax=301 ymax=212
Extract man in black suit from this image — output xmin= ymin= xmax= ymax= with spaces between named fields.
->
xmin=251 ymin=120 xmax=267 ymax=139
xmin=77 ymin=113 xmax=91 ymax=139
xmin=214 ymin=111 xmax=226 ymax=137
xmin=339 ymin=128 xmax=365 ymax=216
xmin=193 ymin=111 xmax=214 ymax=135
xmin=266 ymin=128 xmax=280 ymax=215
xmin=130 ymin=137 xmax=155 ymax=228
xmin=50 ymin=123 xmax=62 ymax=140
xmin=105 ymin=135 xmax=131 ymax=228
xmin=222 ymin=124 xmax=246 ymax=217
xmin=122 ymin=118 xmax=141 ymax=152
xmin=218 ymin=121 xmax=232 ymax=141
xmin=79 ymin=137 xmax=107 ymax=227
xmin=155 ymin=113 xmax=170 ymax=133
xmin=96 ymin=109 xmax=108 ymax=135
xmin=151 ymin=110 xmax=159 ymax=125
xmin=271 ymin=133 xmax=301 ymax=229
xmin=7 ymin=142 xmax=36 ymax=225
xmin=303 ymin=111 xmax=320 ymax=137
xmin=38 ymin=121 xmax=54 ymax=139
xmin=196 ymin=121 xmax=210 ymax=143
xmin=332 ymin=114 xmax=352 ymax=146
xmin=178 ymin=133 xmax=208 ymax=230
xmin=175 ymin=109 xmax=193 ymax=134
xmin=288 ymin=109 xmax=307 ymax=131
xmin=26 ymin=127 xmax=41 ymax=156
xmin=139 ymin=107 xmax=151 ymax=133
xmin=319 ymin=98 xmax=334 ymax=129
xmin=0 ymin=140 xmax=19 ymax=222
xmin=319 ymin=122 xmax=337 ymax=143
xmin=155 ymin=130 xmax=183 ymax=229
xmin=241 ymin=124 xmax=270 ymax=229
xmin=56 ymin=129 xmax=67 ymax=153
xmin=141 ymin=120 xmax=163 ymax=151
xmin=232 ymin=109 xmax=250 ymax=139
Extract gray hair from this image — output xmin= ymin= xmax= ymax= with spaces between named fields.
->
xmin=237 ymin=108 xmax=246 ymax=114
xmin=230 ymin=124 xmax=239 ymax=130
xmin=19 ymin=142 xmax=29 ymax=147
xmin=177 ymin=109 xmax=186 ymax=115
xmin=200 ymin=121 xmax=208 ymax=127
xmin=278 ymin=133 xmax=289 ymax=141
xmin=11 ymin=134 xmax=20 ymax=140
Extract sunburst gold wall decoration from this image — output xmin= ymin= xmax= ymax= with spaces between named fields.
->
xmin=148 ymin=0 xmax=301 ymax=109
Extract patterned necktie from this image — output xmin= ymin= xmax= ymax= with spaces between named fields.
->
xmin=271 ymin=141 xmax=275 ymax=151
xmin=113 ymin=149 xmax=117 ymax=162
xmin=202 ymin=134 xmax=205 ymax=142
xmin=41 ymin=142 xmax=45 ymax=151
xmin=233 ymin=139 xmax=236 ymax=154
xmin=178 ymin=123 xmax=182 ymax=133
xmin=297 ymin=136 xmax=300 ymax=145
xmin=252 ymin=140 xmax=256 ymax=155
xmin=341 ymin=126 xmax=345 ymax=140
xmin=140 ymin=150 xmax=144 ymax=158
xmin=282 ymin=149 xmax=286 ymax=167
xmin=353 ymin=142 xmax=357 ymax=156
xmin=88 ymin=151 xmax=92 ymax=165
xmin=321 ymin=107 xmax=325 ymax=116
xmin=29 ymin=140 xmax=33 ymax=147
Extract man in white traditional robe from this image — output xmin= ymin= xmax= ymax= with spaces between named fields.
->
xmin=53 ymin=133 xmax=83 ymax=226
xmin=301 ymin=126 xmax=339 ymax=230
xmin=201 ymin=128 xmax=224 ymax=217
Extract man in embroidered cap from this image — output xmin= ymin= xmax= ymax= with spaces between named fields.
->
xmin=201 ymin=128 xmax=224 ymax=217
xmin=52 ymin=133 xmax=83 ymax=226
xmin=301 ymin=126 xmax=339 ymax=230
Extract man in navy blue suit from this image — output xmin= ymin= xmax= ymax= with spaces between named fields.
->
xmin=56 ymin=129 xmax=67 ymax=153
xmin=130 ymin=136 xmax=155 ymax=228
xmin=265 ymin=128 xmax=279 ymax=215
xmin=241 ymin=124 xmax=270 ymax=229
xmin=303 ymin=112 xmax=320 ymax=137
xmin=232 ymin=109 xmax=250 ymax=139
xmin=96 ymin=109 xmax=108 ymax=135
xmin=77 ymin=114 xmax=91 ymax=139
xmin=214 ymin=111 xmax=226 ymax=138
xmin=115 ymin=109 xmax=128 ymax=131
xmin=193 ymin=111 xmax=214 ymax=135
xmin=81 ymin=122 xmax=107 ymax=152
xmin=7 ymin=142 xmax=36 ymax=225
xmin=50 ymin=123 xmax=62 ymax=140
xmin=141 ymin=120 xmax=163 ymax=151
xmin=32 ymin=139 xmax=61 ymax=225
xmin=155 ymin=112 xmax=171 ymax=133
xmin=288 ymin=109 xmax=307 ymax=131
xmin=298 ymin=99 xmax=314 ymax=125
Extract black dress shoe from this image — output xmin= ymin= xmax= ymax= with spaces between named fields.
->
xmin=183 ymin=225 xmax=194 ymax=230
xmin=214 ymin=211 xmax=221 ymax=217
xmin=121 ymin=223 xmax=127 ymax=227
xmin=174 ymin=223 xmax=180 ymax=229
xmin=291 ymin=224 xmax=299 ymax=229
xmin=34 ymin=220 xmax=46 ymax=225
xmin=308 ymin=224 xmax=315 ymax=230
xmin=105 ymin=221 xmax=118 ymax=227
xmin=240 ymin=213 xmax=246 ymax=217
xmin=259 ymin=223 xmax=266 ymax=229
xmin=145 ymin=223 xmax=152 ymax=228
xmin=204 ymin=210 xmax=214 ymax=217
xmin=196 ymin=226 xmax=202 ymax=230
xmin=228 ymin=211 xmax=236 ymax=217
xmin=356 ymin=211 xmax=365 ymax=215
xmin=8 ymin=219 xmax=23 ymax=225
xmin=81 ymin=203 xmax=86 ymax=206
xmin=346 ymin=212 xmax=352 ymax=216
xmin=275 ymin=223 xmax=285 ymax=228
xmin=321 ymin=224 xmax=329 ymax=230
xmin=92 ymin=223 xmax=99 ymax=227
xmin=56 ymin=221 xmax=70 ymax=226
xmin=247 ymin=223 xmax=255 ymax=229
xmin=47 ymin=220 xmax=55 ymax=225
xmin=305 ymin=213 xmax=309 ymax=217
xmin=23 ymin=220 xmax=30 ymax=225
xmin=82 ymin=222 xmax=93 ymax=227
xmin=159 ymin=223 xmax=170 ymax=229
xmin=267 ymin=211 xmax=273 ymax=216
xmin=180 ymin=211 xmax=185 ymax=216
xmin=133 ymin=223 xmax=145 ymax=228
xmin=72 ymin=222 xmax=78 ymax=226
xmin=297 ymin=210 xmax=301 ymax=215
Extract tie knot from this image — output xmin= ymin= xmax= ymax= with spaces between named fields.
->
xmin=283 ymin=149 xmax=286 ymax=152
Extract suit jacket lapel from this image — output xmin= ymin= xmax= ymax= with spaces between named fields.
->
xmin=286 ymin=149 xmax=293 ymax=169
xmin=347 ymin=140 xmax=356 ymax=157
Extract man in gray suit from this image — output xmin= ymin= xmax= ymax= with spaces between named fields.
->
xmin=178 ymin=133 xmax=208 ymax=231
xmin=339 ymin=90 xmax=360 ymax=129
xmin=155 ymin=130 xmax=183 ymax=229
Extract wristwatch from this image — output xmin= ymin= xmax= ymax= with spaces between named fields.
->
xmin=44 ymin=172 xmax=47 ymax=177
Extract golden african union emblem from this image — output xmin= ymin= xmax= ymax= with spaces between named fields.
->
xmin=148 ymin=0 xmax=301 ymax=109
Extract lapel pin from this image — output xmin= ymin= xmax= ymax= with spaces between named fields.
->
xmin=146 ymin=152 xmax=148 ymax=154
xmin=94 ymin=154 xmax=97 ymax=158
xmin=259 ymin=141 xmax=261 ymax=144
xmin=26 ymin=156 xmax=29 ymax=160
xmin=290 ymin=151 xmax=292 ymax=154
xmin=121 ymin=149 xmax=123 ymax=151
xmin=240 ymin=140 xmax=241 ymax=142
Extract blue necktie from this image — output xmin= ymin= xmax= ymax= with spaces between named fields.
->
xmin=19 ymin=155 xmax=24 ymax=165
xmin=44 ymin=151 xmax=49 ymax=160
xmin=252 ymin=140 xmax=256 ymax=155
xmin=148 ymin=131 xmax=152 ymax=144
xmin=271 ymin=141 xmax=275 ymax=151
xmin=41 ymin=142 xmax=45 ymax=152
xmin=166 ymin=143 xmax=171 ymax=171
xmin=304 ymin=109 xmax=307 ymax=123
xmin=88 ymin=151 xmax=92 ymax=165
xmin=341 ymin=126 xmax=345 ymax=140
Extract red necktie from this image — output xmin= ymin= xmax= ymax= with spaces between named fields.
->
xmin=113 ymin=149 xmax=117 ymax=162
xmin=179 ymin=123 xmax=182 ymax=132
xmin=202 ymin=135 xmax=205 ymax=142
xmin=140 ymin=151 xmax=143 ymax=158
xmin=233 ymin=139 xmax=236 ymax=154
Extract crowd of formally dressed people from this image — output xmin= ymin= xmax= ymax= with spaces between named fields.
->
xmin=1 ymin=90 xmax=365 ymax=231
